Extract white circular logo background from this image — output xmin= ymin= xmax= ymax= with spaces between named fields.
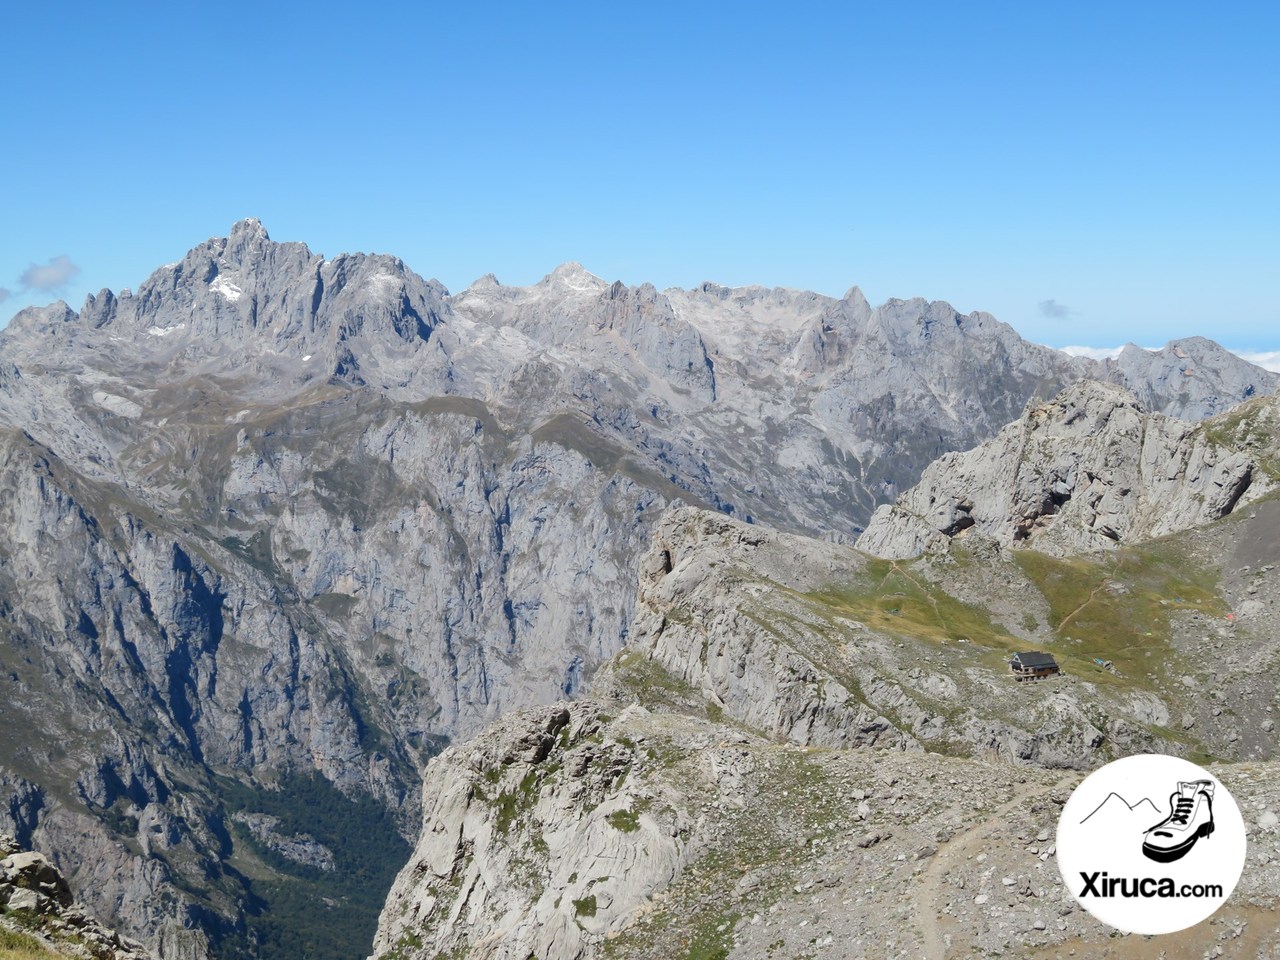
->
xmin=1056 ymin=754 xmax=1246 ymax=935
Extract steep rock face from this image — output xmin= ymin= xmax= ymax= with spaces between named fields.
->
xmin=0 ymin=400 xmax=657 ymax=955
xmin=372 ymin=703 xmax=692 ymax=960
xmin=375 ymin=503 xmax=1280 ymax=960
xmin=0 ymin=427 xmax=411 ymax=958
xmin=1 ymin=221 xmax=1276 ymax=954
xmin=456 ymin=269 xmax=1276 ymax=539
xmin=377 ymin=722 xmax=1280 ymax=960
xmin=1110 ymin=337 xmax=1275 ymax=420
xmin=858 ymin=382 xmax=1278 ymax=559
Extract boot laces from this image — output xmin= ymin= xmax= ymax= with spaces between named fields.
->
xmin=1170 ymin=796 xmax=1195 ymax=825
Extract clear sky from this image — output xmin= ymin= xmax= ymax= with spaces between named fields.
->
xmin=2 ymin=1 xmax=1276 ymax=356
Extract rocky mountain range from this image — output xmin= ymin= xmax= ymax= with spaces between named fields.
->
xmin=374 ymin=493 xmax=1280 ymax=959
xmin=0 ymin=219 xmax=1276 ymax=958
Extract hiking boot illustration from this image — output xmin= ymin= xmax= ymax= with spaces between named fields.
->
xmin=1142 ymin=780 xmax=1215 ymax=863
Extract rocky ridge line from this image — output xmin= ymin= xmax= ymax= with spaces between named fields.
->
xmin=1 ymin=220 xmax=1276 ymax=955
xmin=858 ymin=380 xmax=1280 ymax=559
xmin=371 ymin=505 xmax=1280 ymax=958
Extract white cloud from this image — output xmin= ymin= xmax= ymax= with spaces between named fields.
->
xmin=1055 ymin=345 xmax=1154 ymax=360
xmin=0 ymin=287 xmax=10 ymax=304
xmin=19 ymin=254 xmax=80 ymax=291
xmin=1235 ymin=350 xmax=1280 ymax=373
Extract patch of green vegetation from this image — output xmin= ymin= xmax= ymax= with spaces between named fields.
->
xmin=213 ymin=772 xmax=411 ymax=960
xmin=1201 ymin=399 xmax=1280 ymax=480
xmin=806 ymin=558 xmax=1020 ymax=650
xmin=605 ymin=800 xmax=650 ymax=833
xmin=606 ymin=745 xmax=838 ymax=960
xmin=379 ymin=929 xmax=423 ymax=960
xmin=573 ymin=895 xmax=598 ymax=918
xmin=99 ymin=796 xmax=140 ymax=837
xmin=1014 ymin=539 xmax=1225 ymax=689
xmin=680 ymin=916 xmax=738 ymax=960
xmin=312 ymin=592 xmax=358 ymax=618
xmin=607 ymin=646 xmax=711 ymax=710
xmin=493 ymin=771 xmax=542 ymax=835
xmin=0 ymin=909 xmax=41 ymax=933
xmin=0 ymin=924 xmax=61 ymax=960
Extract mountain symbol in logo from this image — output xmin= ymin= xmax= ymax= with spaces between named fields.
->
xmin=1080 ymin=792 xmax=1161 ymax=826
xmin=1078 ymin=782 xmax=1217 ymax=864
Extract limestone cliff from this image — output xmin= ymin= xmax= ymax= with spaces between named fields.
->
xmin=1 ymin=220 xmax=1275 ymax=955
xmin=373 ymin=506 xmax=1280 ymax=959
xmin=858 ymin=381 xmax=1279 ymax=559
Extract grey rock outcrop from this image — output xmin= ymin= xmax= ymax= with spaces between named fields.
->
xmin=1 ymin=220 xmax=1275 ymax=954
xmin=0 ymin=832 xmax=156 ymax=959
xmin=228 ymin=814 xmax=335 ymax=872
xmin=626 ymin=508 xmax=1162 ymax=766
xmin=374 ymin=502 xmax=1280 ymax=959
xmin=373 ymin=703 xmax=692 ymax=960
xmin=858 ymin=381 xmax=1279 ymax=559
xmin=1109 ymin=337 xmax=1274 ymax=420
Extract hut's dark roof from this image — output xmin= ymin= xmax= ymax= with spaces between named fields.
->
xmin=1012 ymin=651 xmax=1058 ymax=668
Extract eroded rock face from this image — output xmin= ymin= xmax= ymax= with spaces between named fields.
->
xmin=373 ymin=703 xmax=693 ymax=960
xmin=0 ymin=832 xmax=156 ymax=959
xmin=626 ymin=508 xmax=1166 ymax=767
xmin=371 ymin=507 xmax=1280 ymax=958
xmin=858 ymin=382 xmax=1279 ymax=559
xmin=375 ymin=720 xmax=1280 ymax=960
xmin=375 ymin=498 xmax=1280 ymax=960
xmin=1 ymin=221 xmax=1275 ymax=953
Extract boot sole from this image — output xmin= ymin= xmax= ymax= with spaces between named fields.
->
xmin=1142 ymin=821 xmax=1214 ymax=863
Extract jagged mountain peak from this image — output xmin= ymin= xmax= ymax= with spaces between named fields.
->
xmin=229 ymin=216 xmax=269 ymax=241
xmin=842 ymin=284 xmax=870 ymax=310
xmin=1104 ymin=335 xmax=1275 ymax=420
xmin=3 ymin=221 xmax=1280 ymax=957
xmin=540 ymin=260 xmax=608 ymax=290
xmin=0 ymin=221 xmax=457 ymax=406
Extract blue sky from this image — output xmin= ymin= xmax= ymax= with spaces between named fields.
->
xmin=2 ymin=2 xmax=1276 ymax=357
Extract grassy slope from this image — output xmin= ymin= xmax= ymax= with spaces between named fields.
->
xmin=0 ymin=924 xmax=61 ymax=960
xmin=795 ymin=533 xmax=1224 ymax=696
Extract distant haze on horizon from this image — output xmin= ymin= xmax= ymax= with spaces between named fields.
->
xmin=1 ymin=3 xmax=1276 ymax=352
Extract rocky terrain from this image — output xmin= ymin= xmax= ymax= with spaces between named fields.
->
xmin=375 ymin=498 xmax=1280 ymax=959
xmin=0 ymin=833 xmax=154 ymax=960
xmin=859 ymin=383 xmax=1280 ymax=559
xmin=377 ymin=715 xmax=1280 ymax=960
xmin=0 ymin=220 xmax=1275 ymax=957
